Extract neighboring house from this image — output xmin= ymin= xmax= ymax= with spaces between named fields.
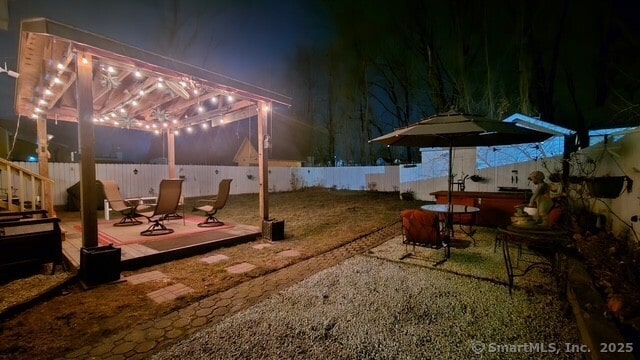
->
xmin=233 ymin=137 xmax=302 ymax=167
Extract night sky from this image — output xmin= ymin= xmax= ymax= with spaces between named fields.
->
xmin=0 ymin=0 xmax=638 ymax=164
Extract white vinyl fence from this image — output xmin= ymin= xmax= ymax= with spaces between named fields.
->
xmin=11 ymin=163 xmax=401 ymax=207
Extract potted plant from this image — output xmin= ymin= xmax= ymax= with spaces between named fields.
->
xmin=400 ymin=189 xmax=415 ymax=201
xmin=586 ymin=176 xmax=631 ymax=199
xmin=469 ymin=174 xmax=485 ymax=183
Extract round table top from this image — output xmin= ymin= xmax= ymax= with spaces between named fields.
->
xmin=421 ymin=204 xmax=480 ymax=214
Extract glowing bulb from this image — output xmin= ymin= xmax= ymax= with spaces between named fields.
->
xmin=56 ymin=63 xmax=65 ymax=70
xmin=179 ymin=81 xmax=187 ymax=87
xmin=132 ymin=100 xmax=138 ymax=106
xmin=107 ymin=66 xmax=115 ymax=73
xmin=134 ymin=70 xmax=142 ymax=78
xmin=154 ymin=129 xmax=160 ymax=135
xmin=93 ymin=118 xmax=99 ymax=122
xmin=110 ymin=112 xmax=117 ymax=118
xmin=38 ymin=99 xmax=47 ymax=105
xmin=174 ymin=130 xmax=179 ymax=135
xmin=145 ymin=124 xmax=150 ymax=129
xmin=119 ymin=108 xmax=126 ymax=114
xmin=264 ymin=104 xmax=270 ymax=111
xmin=139 ymin=90 xmax=145 ymax=96
xmin=172 ymin=119 xmax=178 ymax=124
xmin=157 ymin=82 xmax=164 ymax=89
xmin=81 ymin=57 xmax=89 ymax=65
xmin=227 ymin=95 xmax=234 ymax=102
xmin=163 ymin=123 xmax=168 ymax=128
xmin=152 ymin=124 xmax=157 ymax=128
xmin=53 ymin=77 xmax=62 ymax=84
xmin=198 ymin=105 xmax=204 ymax=113
xmin=44 ymin=89 xmax=53 ymax=96
xmin=193 ymin=88 xmax=199 ymax=95
xmin=113 ymin=120 xmax=119 ymax=125
xmin=210 ymin=97 xmax=218 ymax=104
xmin=201 ymin=123 xmax=208 ymax=129
xmin=187 ymin=127 xmax=193 ymax=133
xmin=34 ymin=108 xmax=43 ymax=113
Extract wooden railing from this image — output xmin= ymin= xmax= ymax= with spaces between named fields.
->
xmin=0 ymin=158 xmax=54 ymax=215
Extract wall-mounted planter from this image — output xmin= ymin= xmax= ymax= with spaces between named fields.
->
xmin=586 ymin=176 xmax=632 ymax=199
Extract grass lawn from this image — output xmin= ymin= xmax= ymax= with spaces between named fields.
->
xmin=0 ymin=188 xmax=423 ymax=359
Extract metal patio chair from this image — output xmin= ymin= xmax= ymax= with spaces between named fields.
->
xmin=135 ymin=179 xmax=184 ymax=236
xmin=193 ymin=179 xmax=232 ymax=227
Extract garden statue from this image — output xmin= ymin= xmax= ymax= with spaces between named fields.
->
xmin=528 ymin=171 xmax=553 ymax=226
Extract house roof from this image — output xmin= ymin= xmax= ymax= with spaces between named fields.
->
xmin=15 ymin=18 xmax=291 ymax=132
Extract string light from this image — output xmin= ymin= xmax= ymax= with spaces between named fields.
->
xmin=81 ymin=56 xmax=89 ymax=65
xmin=134 ymin=70 xmax=142 ymax=78
xmin=56 ymin=63 xmax=65 ymax=70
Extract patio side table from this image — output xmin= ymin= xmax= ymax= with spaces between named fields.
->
xmin=497 ymin=225 xmax=569 ymax=296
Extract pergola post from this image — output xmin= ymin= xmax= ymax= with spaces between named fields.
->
xmin=257 ymin=102 xmax=269 ymax=220
xmin=75 ymin=51 xmax=98 ymax=248
xmin=35 ymin=117 xmax=53 ymax=214
xmin=167 ymin=130 xmax=176 ymax=178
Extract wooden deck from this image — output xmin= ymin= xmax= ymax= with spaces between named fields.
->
xmin=60 ymin=213 xmax=261 ymax=271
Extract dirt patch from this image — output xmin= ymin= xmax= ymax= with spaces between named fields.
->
xmin=0 ymin=189 xmax=422 ymax=359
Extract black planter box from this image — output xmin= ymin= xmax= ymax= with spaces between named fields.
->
xmin=263 ymin=219 xmax=285 ymax=241
xmin=80 ymin=245 xmax=121 ymax=286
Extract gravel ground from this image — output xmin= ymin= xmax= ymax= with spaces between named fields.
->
xmin=154 ymin=255 xmax=581 ymax=360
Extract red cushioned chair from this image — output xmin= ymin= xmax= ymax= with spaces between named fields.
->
xmin=401 ymin=209 xmax=447 ymax=249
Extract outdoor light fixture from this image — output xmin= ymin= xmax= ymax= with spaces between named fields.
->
xmin=1 ymin=62 xmax=20 ymax=78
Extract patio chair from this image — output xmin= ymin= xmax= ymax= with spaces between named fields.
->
xmin=401 ymin=209 xmax=447 ymax=249
xmin=100 ymin=180 xmax=142 ymax=226
xmin=135 ymin=179 xmax=184 ymax=236
xmin=193 ymin=179 xmax=232 ymax=227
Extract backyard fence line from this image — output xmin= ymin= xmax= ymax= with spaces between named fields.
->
xmin=10 ymin=161 xmax=549 ymax=207
xmin=10 ymin=163 xmax=402 ymax=206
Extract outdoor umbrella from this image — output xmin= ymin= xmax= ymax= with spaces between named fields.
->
xmin=369 ymin=111 xmax=553 ymax=256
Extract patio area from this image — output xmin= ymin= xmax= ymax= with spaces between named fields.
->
xmin=0 ymin=190 xmax=637 ymax=359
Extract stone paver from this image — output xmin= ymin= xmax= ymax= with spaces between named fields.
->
xmin=146 ymin=283 xmax=194 ymax=304
xmin=63 ymin=223 xmax=399 ymax=360
xmin=225 ymin=262 xmax=257 ymax=274
xmin=277 ymin=249 xmax=300 ymax=258
xmin=125 ymin=270 xmax=169 ymax=285
xmin=201 ymin=254 xmax=230 ymax=264
xmin=252 ymin=243 xmax=273 ymax=250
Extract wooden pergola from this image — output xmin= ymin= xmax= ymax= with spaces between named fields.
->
xmin=14 ymin=18 xmax=291 ymax=248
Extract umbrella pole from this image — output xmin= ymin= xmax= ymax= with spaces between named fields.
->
xmin=446 ymin=143 xmax=454 ymax=258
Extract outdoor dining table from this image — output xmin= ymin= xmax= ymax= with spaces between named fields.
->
xmin=421 ymin=203 xmax=480 ymax=258
xmin=496 ymin=225 xmax=569 ymax=295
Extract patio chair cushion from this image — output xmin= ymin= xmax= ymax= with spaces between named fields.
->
xmin=401 ymin=209 xmax=442 ymax=247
